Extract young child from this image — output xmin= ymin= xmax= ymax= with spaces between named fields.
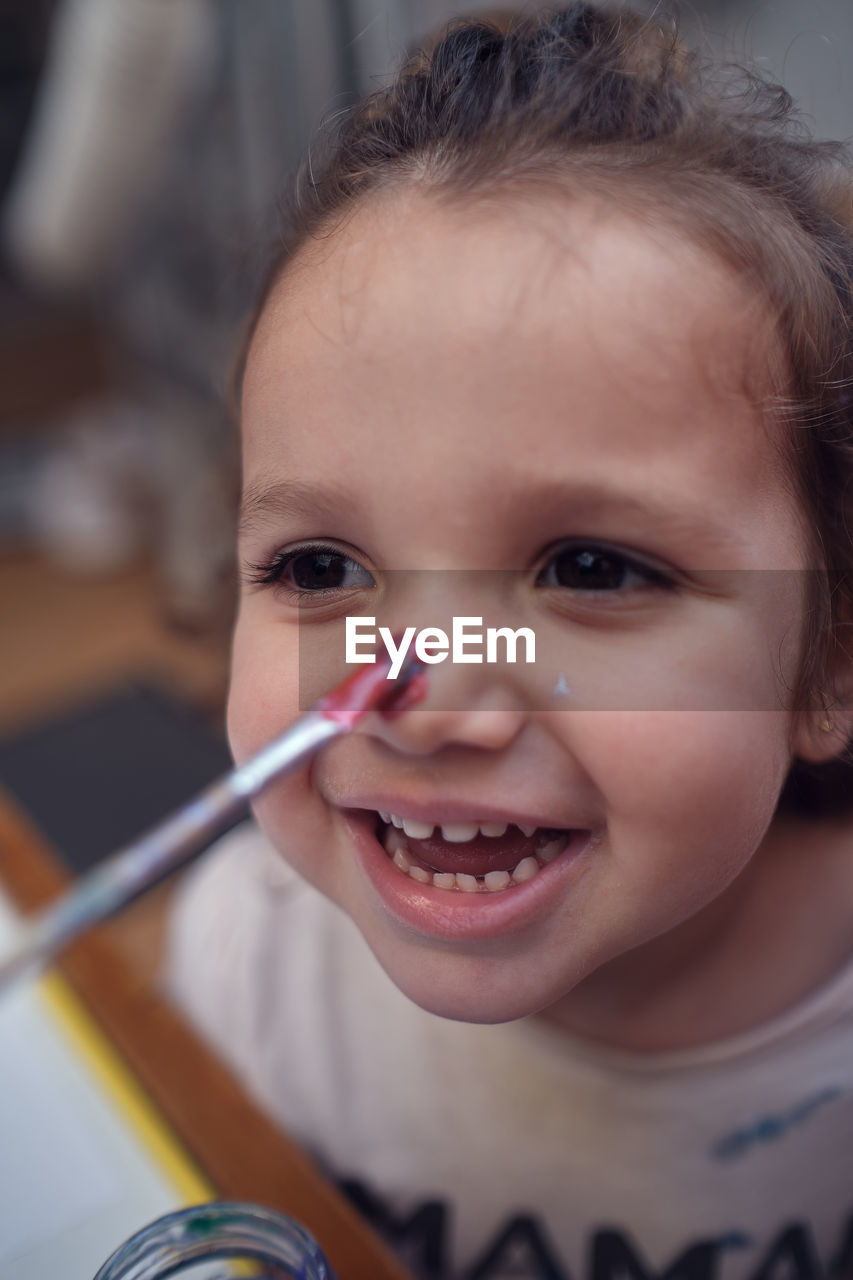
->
xmin=168 ymin=6 xmax=853 ymax=1278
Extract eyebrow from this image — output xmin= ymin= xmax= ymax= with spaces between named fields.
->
xmin=238 ymin=477 xmax=742 ymax=558
xmin=238 ymin=479 xmax=360 ymax=538
xmin=521 ymin=483 xmax=744 ymax=557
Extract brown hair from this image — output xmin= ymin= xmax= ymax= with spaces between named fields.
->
xmin=242 ymin=2 xmax=853 ymax=814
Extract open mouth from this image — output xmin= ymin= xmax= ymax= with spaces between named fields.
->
xmin=375 ymin=811 xmax=582 ymax=894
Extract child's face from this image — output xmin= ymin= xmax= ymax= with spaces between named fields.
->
xmin=231 ymin=189 xmax=830 ymax=1027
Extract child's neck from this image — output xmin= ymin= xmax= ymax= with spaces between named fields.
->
xmin=536 ymin=812 xmax=853 ymax=1054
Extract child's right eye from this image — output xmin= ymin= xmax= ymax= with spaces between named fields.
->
xmin=247 ymin=544 xmax=375 ymax=597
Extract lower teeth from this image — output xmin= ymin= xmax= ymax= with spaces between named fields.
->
xmin=383 ymin=826 xmax=569 ymax=893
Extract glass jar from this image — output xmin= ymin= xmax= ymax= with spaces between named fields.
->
xmin=93 ymin=1202 xmax=338 ymax=1280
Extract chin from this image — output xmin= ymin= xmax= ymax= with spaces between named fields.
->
xmin=364 ymin=939 xmax=564 ymax=1025
xmin=401 ymin=982 xmax=537 ymax=1025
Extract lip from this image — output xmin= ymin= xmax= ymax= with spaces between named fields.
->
xmin=341 ymin=808 xmax=598 ymax=942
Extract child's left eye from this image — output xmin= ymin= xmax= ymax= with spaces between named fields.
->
xmin=247 ymin=544 xmax=375 ymax=596
xmin=536 ymin=542 xmax=674 ymax=593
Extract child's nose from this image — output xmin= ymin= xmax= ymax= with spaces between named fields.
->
xmin=367 ymin=677 xmax=529 ymax=756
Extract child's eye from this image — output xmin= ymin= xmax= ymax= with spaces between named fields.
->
xmin=247 ymin=543 xmax=375 ymax=597
xmin=536 ymin=542 xmax=674 ymax=594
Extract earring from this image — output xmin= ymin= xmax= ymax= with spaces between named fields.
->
xmin=820 ymin=718 xmax=834 ymax=733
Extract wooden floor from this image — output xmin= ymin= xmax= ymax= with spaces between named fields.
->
xmin=0 ymin=549 xmax=230 ymax=737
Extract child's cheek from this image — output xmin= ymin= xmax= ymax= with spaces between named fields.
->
xmin=226 ymin=609 xmax=302 ymax=765
xmin=544 ymin=710 xmax=793 ymax=959
xmin=225 ymin=609 xmax=337 ymax=886
xmin=549 ymin=707 xmax=792 ymax=845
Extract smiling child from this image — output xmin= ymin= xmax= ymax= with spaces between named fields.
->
xmin=169 ymin=6 xmax=853 ymax=1278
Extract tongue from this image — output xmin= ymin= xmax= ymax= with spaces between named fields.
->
xmin=409 ymin=828 xmax=539 ymax=877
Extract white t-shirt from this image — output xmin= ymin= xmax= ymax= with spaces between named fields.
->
xmin=167 ymin=822 xmax=853 ymax=1280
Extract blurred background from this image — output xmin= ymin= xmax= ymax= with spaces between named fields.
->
xmin=0 ymin=0 xmax=851 ymax=882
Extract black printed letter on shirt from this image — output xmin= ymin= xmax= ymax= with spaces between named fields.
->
xmin=591 ymin=1230 xmax=726 ymax=1280
xmin=465 ymin=1214 xmax=568 ymax=1280
xmin=337 ymin=1178 xmax=448 ymax=1278
xmin=751 ymin=1225 xmax=820 ymax=1280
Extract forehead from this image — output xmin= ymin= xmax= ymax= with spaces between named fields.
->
xmin=247 ymin=185 xmax=778 ymax=397
xmin=241 ymin=188 xmax=796 ymax=555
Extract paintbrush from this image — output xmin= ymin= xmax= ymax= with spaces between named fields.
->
xmin=0 ymin=651 xmax=424 ymax=995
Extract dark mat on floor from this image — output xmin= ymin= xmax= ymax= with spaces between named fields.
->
xmin=0 ymin=682 xmax=234 ymax=874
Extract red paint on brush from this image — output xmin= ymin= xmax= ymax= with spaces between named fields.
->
xmin=382 ymin=668 xmax=428 ymax=720
xmin=318 ymin=646 xmax=427 ymax=728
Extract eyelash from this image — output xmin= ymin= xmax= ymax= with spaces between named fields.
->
xmin=246 ymin=541 xmax=676 ymax=600
xmin=246 ymin=543 xmax=373 ymax=598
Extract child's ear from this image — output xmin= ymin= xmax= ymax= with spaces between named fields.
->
xmin=794 ymin=710 xmax=853 ymax=764
xmin=792 ymin=627 xmax=853 ymax=764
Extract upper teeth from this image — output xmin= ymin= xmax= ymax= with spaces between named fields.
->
xmin=378 ymin=813 xmax=536 ymax=842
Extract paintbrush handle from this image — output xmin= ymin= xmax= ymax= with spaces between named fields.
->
xmin=0 ymin=709 xmax=340 ymax=994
